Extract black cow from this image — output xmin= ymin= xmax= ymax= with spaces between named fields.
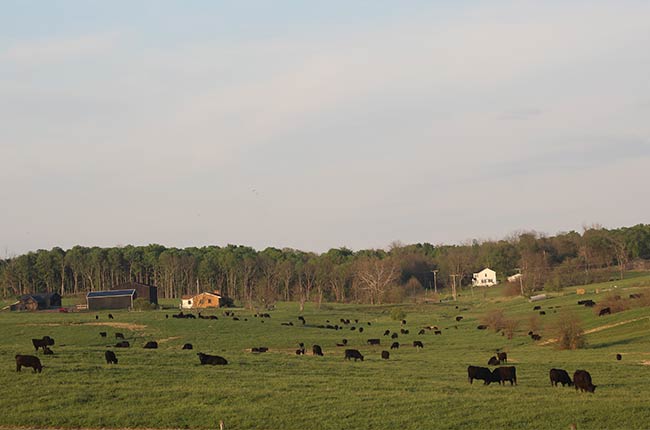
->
xmin=533 ymin=305 xmax=541 ymax=311
xmin=456 ymin=316 xmax=463 ymax=322
xmin=549 ymin=368 xmax=572 ymax=387
xmin=616 ymin=353 xmax=622 ymax=361
xmin=383 ymin=330 xmax=391 ymax=336
xmin=295 ymin=348 xmax=305 ymax=355
xmin=434 ymin=330 xmax=442 ymax=335
xmin=143 ymin=341 xmax=158 ymax=349
xmin=413 ymin=341 xmax=424 ymax=349
xmin=401 ymin=319 xmax=407 ymax=325
xmin=531 ymin=334 xmax=542 ymax=341
xmin=492 ymin=366 xmax=517 ymax=385
xmin=115 ymin=341 xmax=130 ymax=348
xmin=358 ymin=327 xmax=364 ymax=333
xmin=32 ymin=336 xmax=55 ymax=352
xmin=630 ymin=293 xmax=643 ymax=299
xmin=367 ymin=339 xmax=380 ymax=345
xmin=313 ymin=345 xmax=324 ymax=356
xmin=115 ymin=333 xmax=125 ymax=339
xmin=497 ymin=352 xmax=507 ymax=363
xmin=539 ymin=311 xmax=546 ymax=315
xmin=418 ymin=329 xmax=426 ymax=335
xmin=477 ymin=325 xmax=488 ymax=330
xmin=488 ymin=356 xmax=500 ymax=366
xmin=599 ymin=307 xmax=611 ymax=316
xmin=108 ymin=314 xmax=114 ymax=320
xmin=390 ymin=342 xmax=400 ymax=350
xmin=182 ymin=343 xmax=193 ymax=350
xmin=197 ymin=352 xmax=228 ymax=365
xmin=391 ymin=333 xmax=399 ymax=339
xmin=573 ymin=370 xmax=596 ymax=393
xmin=251 ymin=347 xmax=268 ymax=353
xmin=16 ymin=355 xmax=42 ymax=373
xmin=381 ymin=351 xmax=390 ymax=360
xmin=95 ymin=315 xmax=99 ymax=320
xmin=578 ymin=299 xmax=596 ymax=307
xmin=105 ymin=350 xmax=118 ymax=364
xmin=467 ymin=365 xmax=493 ymax=385
xmin=99 ymin=332 xmax=107 ymax=338
xmin=344 ymin=349 xmax=364 ymax=361
xmin=43 ymin=346 xmax=54 ymax=355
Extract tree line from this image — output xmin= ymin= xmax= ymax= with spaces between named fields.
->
xmin=2 ymin=224 xmax=650 ymax=306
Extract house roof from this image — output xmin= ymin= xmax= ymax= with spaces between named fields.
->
xmin=87 ymin=289 xmax=136 ymax=298
xmin=181 ymin=295 xmax=193 ymax=300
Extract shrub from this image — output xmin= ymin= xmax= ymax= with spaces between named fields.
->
xmin=132 ymin=298 xmax=157 ymax=311
xmin=502 ymin=282 xmax=521 ymax=297
xmin=556 ymin=312 xmax=586 ymax=350
xmin=528 ymin=314 xmax=541 ymax=334
xmin=481 ymin=309 xmax=506 ymax=332
xmin=390 ymin=309 xmax=407 ymax=321
xmin=503 ymin=318 xmax=520 ymax=340
xmin=595 ymin=294 xmax=630 ymax=315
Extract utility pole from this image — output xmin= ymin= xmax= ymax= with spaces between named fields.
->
xmin=514 ymin=268 xmax=524 ymax=296
xmin=432 ymin=270 xmax=438 ymax=294
xmin=450 ymin=274 xmax=460 ymax=301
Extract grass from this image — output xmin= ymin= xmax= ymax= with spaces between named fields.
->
xmin=2 ymin=275 xmax=650 ymax=429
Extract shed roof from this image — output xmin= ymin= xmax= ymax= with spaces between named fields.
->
xmin=87 ymin=289 xmax=136 ymax=298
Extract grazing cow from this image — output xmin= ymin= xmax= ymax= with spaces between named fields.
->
xmin=115 ymin=333 xmax=125 ymax=339
xmin=383 ymin=330 xmax=391 ymax=336
xmin=413 ymin=341 xmax=424 ymax=349
xmin=143 ymin=341 xmax=158 ymax=349
xmin=381 ymin=351 xmax=390 ymax=360
xmin=391 ymin=333 xmax=399 ymax=339
xmin=629 ymin=293 xmax=643 ymax=299
xmin=186 ymin=314 xmax=196 ymax=319
xmin=456 ymin=316 xmax=463 ymax=322
xmin=531 ymin=334 xmax=542 ymax=341
xmin=533 ymin=305 xmax=541 ymax=311
xmin=16 ymin=355 xmax=42 ymax=373
xmin=367 ymin=339 xmax=380 ymax=346
xmin=539 ymin=311 xmax=546 ymax=315
xmin=295 ymin=348 xmax=305 ymax=355
xmin=32 ymin=337 xmax=55 ymax=352
xmin=105 ymin=350 xmax=118 ymax=365
xmin=497 ymin=352 xmax=507 ymax=363
xmin=492 ymin=366 xmax=517 ymax=385
xmin=573 ymin=370 xmax=596 ymax=393
xmin=165 ymin=314 xmax=169 ymax=319
xmin=312 ymin=345 xmax=324 ymax=356
xmin=488 ymin=356 xmax=500 ymax=366
xmin=344 ymin=349 xmax=364 ymax=361
xmin=252 ymin=347 xmax=269 ymax=353
xmin=616 ymin=353 xmax=622 ymax=361
xmin=182 ymin=343 xmax=193 ymax=350
xmin=95 ymin=315 xmax=99 ymax=320
xmin=418 ymin=329 xmax=426 ymax=335
xmin=298 ymin=316 xmax=306 ymax=325
xmin=599 ymin=307 xmax=611 ymax=316
xmin=335 ymin=339 xmax=348 ymax=347
xmin=115 ymin=341 xmax=130 ymax=348
xmin=197 ymin=352 xmax=228 ymax=365
xmin=549 ymin=368 xmax=572 ymax=387
xmin=434 ymin=330 xmax=442 ymax=335
xmin=108 ymin=314 xmax=114 ymax=320
xmin=390 ymin=342 xmax=400 ymax=350
xmin=467 ymin=365 xmax=493 ymax=385
xmin=350 ymin=327 xmax=356 ymax=331
xmin=368 ymin=322 xmax=372 ymax=326
xmin=43 ymin=346 xmax=54 ymax=355
xmin=401 ymin=319 xmax=407 ymax=325
xmin=477 ymin=325 xmax=488 ymax=330
xmin=358 ymin=327 xmax=364 ymax=333
xmin=578 ymin=300 xmax=596 ymax=307
xmin=99 ymin=332 xmax=107 ymax=338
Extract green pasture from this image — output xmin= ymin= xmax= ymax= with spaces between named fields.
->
xmin=2 ymin=276 xmax=650 ymax=429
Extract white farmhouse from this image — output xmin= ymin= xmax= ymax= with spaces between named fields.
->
xmin=472 ymin=268 xmax=498 ymax=287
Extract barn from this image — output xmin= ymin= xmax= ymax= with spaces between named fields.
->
xmin=87 ymin=289 xmax=136 ymax=311
xmin=112 ymin=282 xmax=158 ymax=305
xmin=180 ymin=291 xmax=222 ymax=309
xmin=9 ymin=292 xmax=62 ymax=311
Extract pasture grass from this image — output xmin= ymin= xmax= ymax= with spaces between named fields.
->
xmin=2 ymin=276 xmax=650 ymax=429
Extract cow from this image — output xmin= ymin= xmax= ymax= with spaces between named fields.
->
xmin=467 ymin=365 xmax=493 ymax=385
xmin=531 ymin=334 xmax=542 ymax=341
xmin=629 ymin=293 xmax=643 ymax=299
xmin=16 ymin=355 xmax=42 ymax=373
xmin=115 ymin=333 xmax=125 ymax=339
xmin=336 ymin=339 xmax=348 ymax=347
xmin=539 ymin=311 xmax=546 ymax=315
xmin=616 ymin=353 xmax=622 ymax=361
xmin=477 ymin=325 xmax=488 ymax=330
xmin=312 ymin=345 xmax=324 ymax=356
xmin=488 ymin=356 xmax=500 ymax=366
xmin=251 ymin=347 xmax=268 ymax=353
xmin=115 ymin=341 xmax=130 ymax=348
xmin=434 ymin=330 xmax=442 ymax=335
xmin=43 ymin=346 xmax=54 ymax=355
xmin=165 ymin=314 xmax=169 ymax=319
xmin=99 ymin=332 xmax=107 ymax=338
xmin=108 ymin=314 xmax=114 ymax=320
xmin=401 ymin=319 xmax=407 ymax=325
xmin=295 ymin=348 xmax=305 ymax=355
xmin=599 ymin=307 xmax=611 ymax=317
xmin=549 ymin=368 xmax=572 ymax=387
xmin=344 ymin=349 xmax=364 ymax=361
xmin=573 ymin=370 xmax=596 ymax=393
xmin=95 ymin=315 xmax=99 ymax=320
xmin=383 ymin=330 xmax=391 ymax=336
xmin=418 ymin=329 xmax=426 ymax=335
xmin=298 ymin=316 xmax=306 ymax=324
xmin=197 ymin=352 xmax=228 ymax=365
xmin=381 ymin=351 xmax=390 ymax=360
xmin=105 ymin=350 xmax=118 ymax=364
xmin=533 ymin=305 xmax=541 ymax=311
xmin=32 ymin=336 xmax=55 ymax=352
xmin=182 ymin=343 xmax=193 ymax=350
xmin=367 ymin=339 xmax=380 ymax=346
xmin=391 ymin=333 xmax=399 ymax=339
xmin=390 ymin=342 xmax=400 ymax=350
xmin=456 ymin=316 xmax=463 ymax=322
xmin=578 ymin=300 xmax=596 ymax=307
xmin=358 ymin=327 xmax=364 ymax=333
xmin=497 ymin=352 xmax=507 ymax=363
xmin=143 ymin=341 xmax=158 ymax=349
xmin=413 ymin=341 xmax=424 ymax=349
xmin=492 ymin=366 xmax=517 ymax=385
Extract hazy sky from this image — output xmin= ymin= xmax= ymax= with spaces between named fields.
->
xmin=1 ymin=1 xmax=649 ymax=256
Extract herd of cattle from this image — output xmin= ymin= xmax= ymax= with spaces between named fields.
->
xmin=13 ymin=304 xmax=609 ymax=395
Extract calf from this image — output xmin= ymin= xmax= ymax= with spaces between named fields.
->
xmin=467 ymin=365 xmax=493 ymax=385
xmin=573 ymin=370 xmax=596 ymax=393
xmin=598 ymin=307 xmax=611 ymax=317
xmin=413 ymin=341 xmax=424 ymax=349
xmin=99 ymin=332 xmax=107 ymax=338
xmin=549 ymin=368 xmax=572 ymax=387
xmin=344 ymin=349 xmax=364 ymax=361
xmin=32 ymin=336 xmax=55 ymax=352
xmin=115 ymin=341 xmax=130 ymax=348
xmin=115 ymin=333 xmax=125 ymax=339
xmin=197 ymin=352 xmax=228 ymax=365
xmin=143 ymin=341 xmax=158 ymax=349
xmin=312 ymin=345 xmax=324 ymax=356
xmin=43 ymin=346 xmax=54 ymax=355
xmin=488 ymin=356 xmax=500 ymax=366
xmin=16 ymin=355 xmax=42 ymax=373
xmin=105 ymin=350 xmax=118 ymax=364
xmin=390 ymin=342 xmax=400 ymax=350
xmin=367 ymin=338 xmax=380 ymax=346
xmin=492 ymin=366 xmax=517 ymax=385
xmin=381 ymin=351 xmax=390 ymax=360
xmin=182 ymin=343 xmax=193 ymax=350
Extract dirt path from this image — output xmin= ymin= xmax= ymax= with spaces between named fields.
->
xmin=540 ymin=317 xmax=650 ymax=345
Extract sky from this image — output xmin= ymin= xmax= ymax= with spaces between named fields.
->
xmin=1 ymin=1 xmax=649 ymax=257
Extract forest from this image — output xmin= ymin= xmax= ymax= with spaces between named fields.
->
xmin=1 ymin=224 xmax=650 ymax=306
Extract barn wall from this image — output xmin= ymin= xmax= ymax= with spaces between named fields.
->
xmin=88 ymin=296 xmax=133 ymax=310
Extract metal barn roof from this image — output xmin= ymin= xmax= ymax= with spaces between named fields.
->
xmin=87 ymin=289 xmax=136 ymax=298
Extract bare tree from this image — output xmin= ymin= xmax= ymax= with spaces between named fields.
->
xmin=354 ymin=256 xmax=399 ymax=305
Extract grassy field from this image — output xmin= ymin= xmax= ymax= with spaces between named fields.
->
xmin=3 ymin=275 xmax=650 ymax=429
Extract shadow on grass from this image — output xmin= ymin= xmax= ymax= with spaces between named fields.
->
xmin=588 ymin=335 xmax=647 ymax=349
